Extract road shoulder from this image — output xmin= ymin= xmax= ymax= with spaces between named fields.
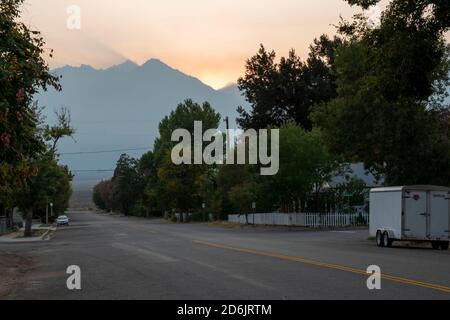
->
xmin=0 ymin=253 xmax=36 ymax=299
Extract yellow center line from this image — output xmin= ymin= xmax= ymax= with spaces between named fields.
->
xmin=193 ymin=239 xmax=450 ymax=294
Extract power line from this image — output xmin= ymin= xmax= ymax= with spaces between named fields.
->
xmin=60 ymin=147 xmax=151 ymax=155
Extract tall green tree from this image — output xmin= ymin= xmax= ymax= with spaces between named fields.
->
xmin=0 ymin=0 xmax=60 ymax=211
xmin=313 ymin=0 xmax=450 ymax=185
xmin=92 ymin=180 xmax=113 ymax=211
xmin=111 ymin=154 xmax=142 ymax=216
xmin=258 ymin=122 xmax=343 ymax=212
xmin=236 ymin=36 xmax=342 ymax=130
xmin=17 ymin=107 xmax=74 ymax=236
xmin=18 ymin=157 xmax=72 ymax=233
xmin=154 ymin=100 xmax=221 ymax=221
xmin=0 ymin=0 xmax=68 ymax=236
xmin=138 ymin=151 xmax=159 ymax=217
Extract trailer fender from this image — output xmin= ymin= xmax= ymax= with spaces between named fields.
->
xmin=377 ymin=229 xmax=396 ymax=240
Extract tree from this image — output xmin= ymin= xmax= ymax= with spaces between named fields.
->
xmin=228 ymin=182 xmax=256 ymax=224
xmin=313 ymin=0 xmax=450 ymax=185
xmin=0 ymin=0 xmax=69 ymax=236
xmin=0 ymin=0 xmax=60 ymax=211
xmin=15 ymin=105 xmax=75 ymax=236
xmin=215 ymin=163 xmax=256 ymax=219
xmin=111 ymin=154 xmax=142 ymax=215
xmin=92 ymin=180 xmax=113 ymax=211
xmin=44 ymin=107 xmax=75 ymax=153
xmin=153 ymin=99 xmax=221 ymax=221
xmin=138 ymin=151 xmax=159 ymax=217
xmin=333 ymin=177 xmax=368 ymax=213
xmin=17 ymin=156 xmax=73 ymax=236
xmin=258 ymin=122 xmax=343 ymax=212
xmin=236 ymin=37 xmax=341 ymax=130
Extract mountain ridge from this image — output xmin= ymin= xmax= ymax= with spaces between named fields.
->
xmin=38 ymin=59 xmax=249 ymax=190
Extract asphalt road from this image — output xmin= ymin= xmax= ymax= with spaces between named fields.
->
xmin=1 ymin=211 xmax=449 ymax=300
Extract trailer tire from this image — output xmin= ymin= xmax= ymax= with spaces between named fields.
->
xmin=376 ymin=231 xmax=384 ymax=247
xmin=440 ymin=242 xmax=449 ymax=251
xmin=431 ymin=241 xmax=441 ymax=250
xmin=382 ymin=232 xmax=392 ymax=248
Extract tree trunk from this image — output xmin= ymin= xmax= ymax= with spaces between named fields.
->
xmin=24 ymin=209 xmax=33 ymax=237
xmin=6 ymin=208 xmax=13 ymax=229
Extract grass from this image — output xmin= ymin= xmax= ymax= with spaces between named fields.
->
xmin=14 ymin=229 xmax=48 ymax=239
xmin=208 ymin=221 xmax=250 ymax=229
xmin=0 ymin=229 xmax=17 ymax=237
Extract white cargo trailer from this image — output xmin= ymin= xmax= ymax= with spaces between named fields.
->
xmin=370 ymin=186 xmax=450 ymax=250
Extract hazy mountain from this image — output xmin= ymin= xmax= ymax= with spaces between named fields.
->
xmin=37 ymin=59 xmax=249 ymax=190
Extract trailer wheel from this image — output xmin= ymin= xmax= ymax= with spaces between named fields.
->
xmin=431 ymin=241 xmax=441 ymax=250
xmin=376 ymin=231 xmax=384 ymax=247
xmin=440 ymin=242 xmax=449 ymax=251
xmin=382 ymin=232 xmax=392 ymax=248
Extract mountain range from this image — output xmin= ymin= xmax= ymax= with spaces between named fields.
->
xmin=37 ymin=59 xmax=249 ymax=190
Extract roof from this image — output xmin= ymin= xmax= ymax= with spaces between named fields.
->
xmin=371 ymin=185 xmax=450 ymax=193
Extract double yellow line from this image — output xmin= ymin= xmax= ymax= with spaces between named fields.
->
xmin=193 ymin=239 xmax=450 ymax=294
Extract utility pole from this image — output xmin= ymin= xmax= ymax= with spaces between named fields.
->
xmin=224 ymin=116 xmax=231 ymax=163
xmin=46 ymin=204 xmax=49 ymax=225
xmin=224 ymin=116 xmax=229 ymax=132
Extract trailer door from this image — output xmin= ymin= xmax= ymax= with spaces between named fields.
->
xmin=403 ymin=190 xmax=428 ymax=239
xmin=429 ymin=191 xmax=450 ymax=240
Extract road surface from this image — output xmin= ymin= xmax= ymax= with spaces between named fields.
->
xmin=1 ymin=211 xmax=449 ymax=300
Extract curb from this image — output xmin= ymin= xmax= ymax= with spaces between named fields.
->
xmin=41 ymin=228 xmax=56 ymax=240
xmin=0 ymin=228 xmax=56 ymax=244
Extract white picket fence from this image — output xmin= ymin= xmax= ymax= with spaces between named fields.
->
xmin=228 ymin=212 xmax=369 ymax=228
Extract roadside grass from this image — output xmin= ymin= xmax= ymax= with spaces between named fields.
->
xmin=208 ymin=221 xmax=245 ymax=229
xmin=14 ymin=229 xmax=48 ymax=239
xmin=208 ymin=221 xmax=370 ymax=233
xmin=0 ymin=229 xmax=17 ymax=237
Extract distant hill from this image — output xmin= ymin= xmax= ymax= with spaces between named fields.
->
xmin=36 ymin=59 xmax=249 ymax=191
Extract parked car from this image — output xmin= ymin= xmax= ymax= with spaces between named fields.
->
xmin=56 ymin=215 xmax=70 ymax=226
xmin=370 ymin=185 xmax=450 ymax=250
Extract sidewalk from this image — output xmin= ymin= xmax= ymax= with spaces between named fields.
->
xmin=0 ymin=224 xmax=55 ymax=244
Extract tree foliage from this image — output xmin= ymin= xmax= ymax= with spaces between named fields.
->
xmin=313 ymin=0 xmax=450 ymax=185
xmin=1 ymin=1 xmax=73 ymax=235
xmin=0 ymin=0 xmax=60 ymax=200
xmin=110 ymin=154 xmax=142 ymax=215
xmin=256 ymin=123 xmax=344 ymax=212
xmin=237 ymin=36 xmax=342 ymax=130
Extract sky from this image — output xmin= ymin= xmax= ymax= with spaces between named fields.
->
xmin=18 ymin=0 xmax=409 ymax=89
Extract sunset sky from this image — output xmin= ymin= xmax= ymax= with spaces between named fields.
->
xmin=21 ymin=0 xmax=391 ymax=89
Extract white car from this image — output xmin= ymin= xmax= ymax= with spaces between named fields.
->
xmin=56 ymin=215 xmax=70 ymax=226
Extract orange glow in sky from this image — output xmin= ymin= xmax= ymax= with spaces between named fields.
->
xmin=21 ymin=0 xmax=393 ymax=89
